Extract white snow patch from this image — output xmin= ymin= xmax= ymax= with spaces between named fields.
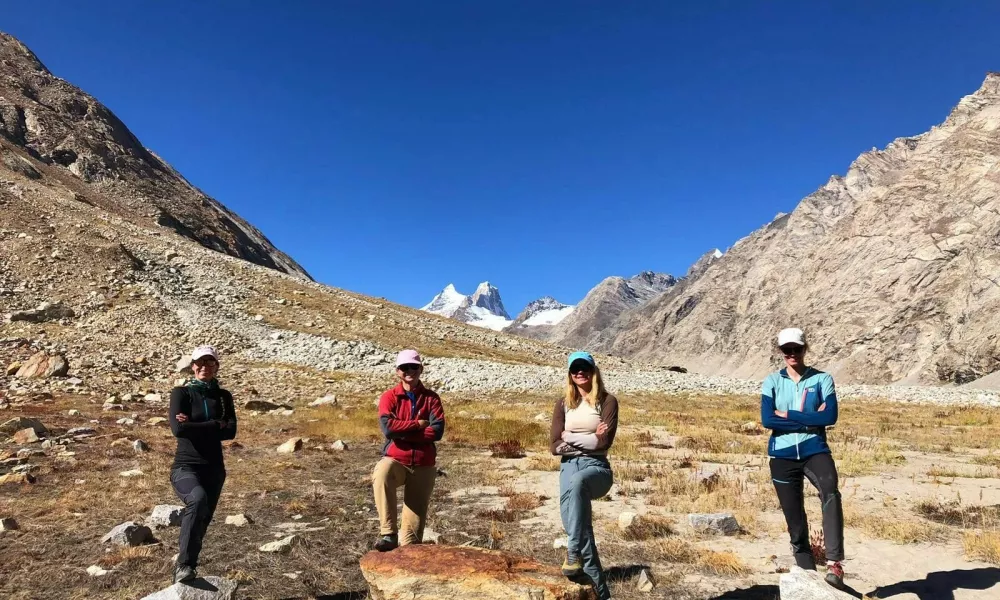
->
xmin=462 ymin=306 xmax=513 ymax=331
xmin=421 ymin=283 xmax=467 ymax=317
xmin=523 ymin=305 xmax=575 ymax=327
xmin=712 ymin=248 xmax=724 ymax=259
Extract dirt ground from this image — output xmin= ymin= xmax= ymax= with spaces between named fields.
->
xmin=3 ymin=389 xmax=1000 ymax=599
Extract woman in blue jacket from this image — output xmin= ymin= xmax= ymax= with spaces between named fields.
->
xmin=760 ymin=328 xmax=845 ymax=588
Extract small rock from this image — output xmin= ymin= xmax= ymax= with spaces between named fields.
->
xmin=120 ymin=469 xmax=145 ymax=478
xmin=176 ymin=357 xmax=193 ymax=374
xmin=332 ymin=440 xmax=348 ymax=451
xmin=637 ymin=568 xmax=656 ymax=592
xmin=0 ymin=417 xmax=47 ymax=436
xmin=533 ymin=412 xmax=548 ymax=422
xmin=6 ymin=363 xmax=20 ymax=376
xmin=0 ymin=472 xmax=35 ymax=486
xmin=618 ymin=511 xmax=639 ymax=531
xmin=422 ymin=527 xmax=441 ymax=544
xmin=148 ymin=505 xmax=185 ymax=528
xmin=688 ymin=513 xmax=740 ymax=536
xmin=309 ymin=394 xmax=337 ymax=407
xmin=133 ymin=439 xmax=151 ymax=453
xmin=12 ymin=427 xmax=39 ymax=444
xmin=277 ymin=438 xmax=303 ymax=454
xmin=68 ymin=409 xmax=81 ymax=416
xmin=553 ymin=537 xmax=568 ymax=549
xmin=225 ymin=513 xmax=253 ymax=527
xmin=260 ymin=535 xmax=297 ymax=553
xmin=87 ymin=565 xmax=109 ymax=577
xmin=144 ymin=393 xmax=163 ymax=403
xmin=103 ymin=403 xmax=126 ymax=411
xmin=147 ymin=417 xmax=167 ymax=426
xmin=101 ymin=521 xmax=156 ymax=546
xmin=14 ymin=352 xmax=69 ymax=378
xmin=67 ymin=427 xmax=96 ymax=435
xmin=0 ymin=517 xmax=19 ymax=530
xmin=117 ymin=418 xmax=135 ymax=426
xmin=245 ymin=400 xmax=283 ymax=412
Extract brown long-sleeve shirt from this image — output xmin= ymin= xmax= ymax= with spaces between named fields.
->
xmin=549 ymin=393 xmax=619 ymax=456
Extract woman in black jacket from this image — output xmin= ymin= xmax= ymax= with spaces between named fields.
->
xmin=168 ymin=345 xmax=237 ymax=584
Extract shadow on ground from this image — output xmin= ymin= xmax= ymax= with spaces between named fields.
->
xmin=867 ymin=567 xmax=1000 ymax=600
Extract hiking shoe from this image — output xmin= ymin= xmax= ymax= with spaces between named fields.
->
xmin=824 ymin=561 xmax=844 ymax=588
xmin=173 ymin=564 xmax=197 ymax=584
xmin=561 ymin=557 xmax=583 ymax=578
xmin=374 ymin=534 xmax=398 ymax=552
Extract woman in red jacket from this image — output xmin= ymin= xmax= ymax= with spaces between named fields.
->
xmin=372 ymin=349 xmax=446 ymax=551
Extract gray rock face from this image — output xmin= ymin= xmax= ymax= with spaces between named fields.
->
xmin=596 ymin=73 xmax=1000 ymax=386
xmin=101 ymin=521 xmax=156 ymax=546
xmin=535 ymin=271 xmax=676 ymax=348
xmin=779 ymin=567 xmax=855 ymax=599
xmin=464 ymin=282 xmax=510 ymax=319
xmin=148 ymin=505 xmax=184 ymax=528
xmin=688 ymin=513 xmax=740 ymax=535
xmin=139 ymin=577 xmax=238 ymax=600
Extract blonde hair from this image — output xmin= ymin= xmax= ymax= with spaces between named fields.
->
xmin=564 ymin=365 xmax=607 ymax=410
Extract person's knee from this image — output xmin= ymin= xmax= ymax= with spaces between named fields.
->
xmin=185 ymin=487 xmax=209 ymax=510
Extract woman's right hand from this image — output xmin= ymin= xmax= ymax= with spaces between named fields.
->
xmin=417 ymin=420 xmax=430 ymax=428
xmin=176 ymin=413 xmax=189 ymax=423
xmin=596 ymin=422 xmax=609 ymax=435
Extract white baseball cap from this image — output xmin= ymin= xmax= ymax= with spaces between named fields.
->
xmin=191 ymin=345 xmax=219 ymax=362
xmin=777 ymin=328 xmax=806 ymax=347
xmin=395 ymin=349 xmax=422 ymax=367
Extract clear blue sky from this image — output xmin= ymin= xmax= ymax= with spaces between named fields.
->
xmin=5 ymin=2 xmax=1000 ymax=314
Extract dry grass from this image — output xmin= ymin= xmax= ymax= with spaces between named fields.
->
xmin=621 ymin=515 xmax=675 ymax=541
xmin=525 ymin=454 xmax=561 ymax=471
xmin=916 ymin=499 xmax=1000 ymax=528
xmin=489 ymin=439 xmax=526 ymax=459
xmin=97 ymin=546 xmax=158 ymax=568
xmin=649 ymin=538 xmax=752 ymax=576
xmin=505 ymin=493 xmax=544 ymax=511
xmin=843 ymin=506 xmax=945 ymax=544
xmin=964 ymin=530 xmax=1000 ymax=564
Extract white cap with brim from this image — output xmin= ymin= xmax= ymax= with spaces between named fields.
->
xmin=191 ymin=345 xmax=219 ymax=362
xmin=777 ymin=328 xmax=806 ymax=347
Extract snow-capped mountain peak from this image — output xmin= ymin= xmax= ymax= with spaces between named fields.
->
xmin=421 ymin=283 xmax=466 ymax=318
xmin=468 ymin=281 xmax=510 ymax=319
xmin=519 ymin=297 xmax=574 ymax=327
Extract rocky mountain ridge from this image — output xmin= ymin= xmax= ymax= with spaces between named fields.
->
xmin=592 ymin=72 xmax=1000 ymax=385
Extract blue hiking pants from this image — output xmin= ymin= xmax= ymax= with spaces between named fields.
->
xmin=559 ymin=455 xmax=613 ymax=599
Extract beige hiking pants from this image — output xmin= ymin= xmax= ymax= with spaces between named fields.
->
xmin=372 ymin=457 xmax=437 ymax=544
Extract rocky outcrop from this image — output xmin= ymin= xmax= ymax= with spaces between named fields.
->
xmin=140 ymin=577 xmax=238 ymax=600
xmin=7 ymin=301 xmax=74 ymax=323
xmin=505 ymin=296 xmax=574 ymax=335
xmin=779 ymin=568 xmax=855 ymax=599
xmin=360 ymin=545 xmax=595 ymax=600
xmin=0 ymin=32 xmax=309 ymax=279
xmin=596 ymin=73 xmax=1000 ymax=385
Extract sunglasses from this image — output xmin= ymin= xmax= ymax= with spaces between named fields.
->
xmin=779 ymin=345 xmax=805 ymax=356
xmin=569 ymin=364 xmax=594 ymax=375
xmin=193 ymin=358 xmax=218 ymax=367
xmin=398 ymin=364 xmax=421 ymax=373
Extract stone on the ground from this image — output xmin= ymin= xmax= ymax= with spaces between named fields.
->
xmin=225 ymin=513 xmax=253 ymax=527
xmin=134 ymin=439 xmax=151 ymax=453
xmin=68 ymin=409 xmax=81 ymax=416
xmin=0 ymin=473 xmax=35 ymax=485
xmin=139 ymin=576 xmax=239 ymax=600
xmin=617 ymin=511 xmax=638 ymax=530
xmin=117 ymin=417 xmax=135 ymax=426
xmin=553 ymin=537 xmax=568 ymax=549
xmin=309 ymin=394 xmax=337 ymax=407
xmin=636 ymin=568 xmax=655 ymax=592
xmin=87 ymin=565 xmax=109 ymax=577
xmin=332 ymin=440 xmax=348 ymax=451
xmin=245 ymin=400 xmax=284 ymax=411
xmin=1 ymin=417 xmax=47 ymax=436
xmin=8 ymin=302 xmax=75 ymax=323
xmin=779 ymin=567 xmax=855 ymax=599
xmin=259 ymin=535 xmax=297 ymax=553
xmin=277 ymin=438 xmax=303 ymax=454
xmin=0 ymin=517 xmax=19 ymax=530
xmin=740 ymin=420 xmax=764 ymax=434
xmin=120 ymin=469 xmax=144 ymax=478
xmin=688 ymin=513 xmax=740 ymax=535
xmin=148 ymin=505 xmax=185 ymax=528
xmin=148 ymin=417 xmax=168 ymax=426
xmin=144 ymin=393 xmax=163 ymax=403
xmin=176 ymin=356 xmax=194 ymax=374
xmin=15 ymin=352 xmax=69 ymax=378
xmin=533 ymin=412 xmax=548 ymax=422
xmin=67 ymin=427 xmax=96 ymax=436
xmin=360 ymin=544 xmax=596 ymax=600
xmin=13 ymin=427 xmax=39 ymax=444
xmin=422 ymin=527 xmax=441 ymax=544
xmin=101 ymin=521 xmax=156 ymax=546
xmin=103 ymin=403 xmax=126 ymax=411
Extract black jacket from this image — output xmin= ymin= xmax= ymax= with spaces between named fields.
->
xmin=169 ymin=384 xmax=237 ymax=469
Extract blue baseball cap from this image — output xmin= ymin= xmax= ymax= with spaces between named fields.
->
xmin=567 ymin=351 xmax=595 ymax=369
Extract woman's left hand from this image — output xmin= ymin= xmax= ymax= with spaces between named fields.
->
xmin=774 ymin=410 xmax=788 ymax=419
xmin=561 ymin=430 xmax=570 ymax=441
xmin=596 ymin=422 xmax=609 ymax=435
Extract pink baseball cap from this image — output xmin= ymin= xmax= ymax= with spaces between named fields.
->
xmin=191 ymin=345 xmax=219 ymax=362
xmin=395 ymin=349 xmax=422 ymax=367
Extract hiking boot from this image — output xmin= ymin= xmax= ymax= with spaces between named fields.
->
xmin=561 ymin=556 xmax=582 ymax=578
xmin=173 ymin=564 xmax=197 ymax=584
xmin=374 ymin=534 xmax=398 ymax=552
xmin=824 ymin=561 xmax=845 ymax=588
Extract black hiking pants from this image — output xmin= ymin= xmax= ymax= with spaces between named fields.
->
xmin=171 ymin=465 xmax=226 ymax=568
xmin=770 ymin=452 xmax=844 ymax=568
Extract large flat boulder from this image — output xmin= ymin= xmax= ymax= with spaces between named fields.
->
xmin=15 ymin=352 xmax=68 ymax=378
xmin=360 ymin=544 xmax=596 ymax=600
xmin=779 ymin=567 xmax=855 ymax=599
xmin=140 ymin=576 xmax=238 ymax=600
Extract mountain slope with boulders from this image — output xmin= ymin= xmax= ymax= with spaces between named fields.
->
xmin=595 ymin=73 xmax=1000 ymax=385
xmin=0 ymin=32 xmax=308 ymax=279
